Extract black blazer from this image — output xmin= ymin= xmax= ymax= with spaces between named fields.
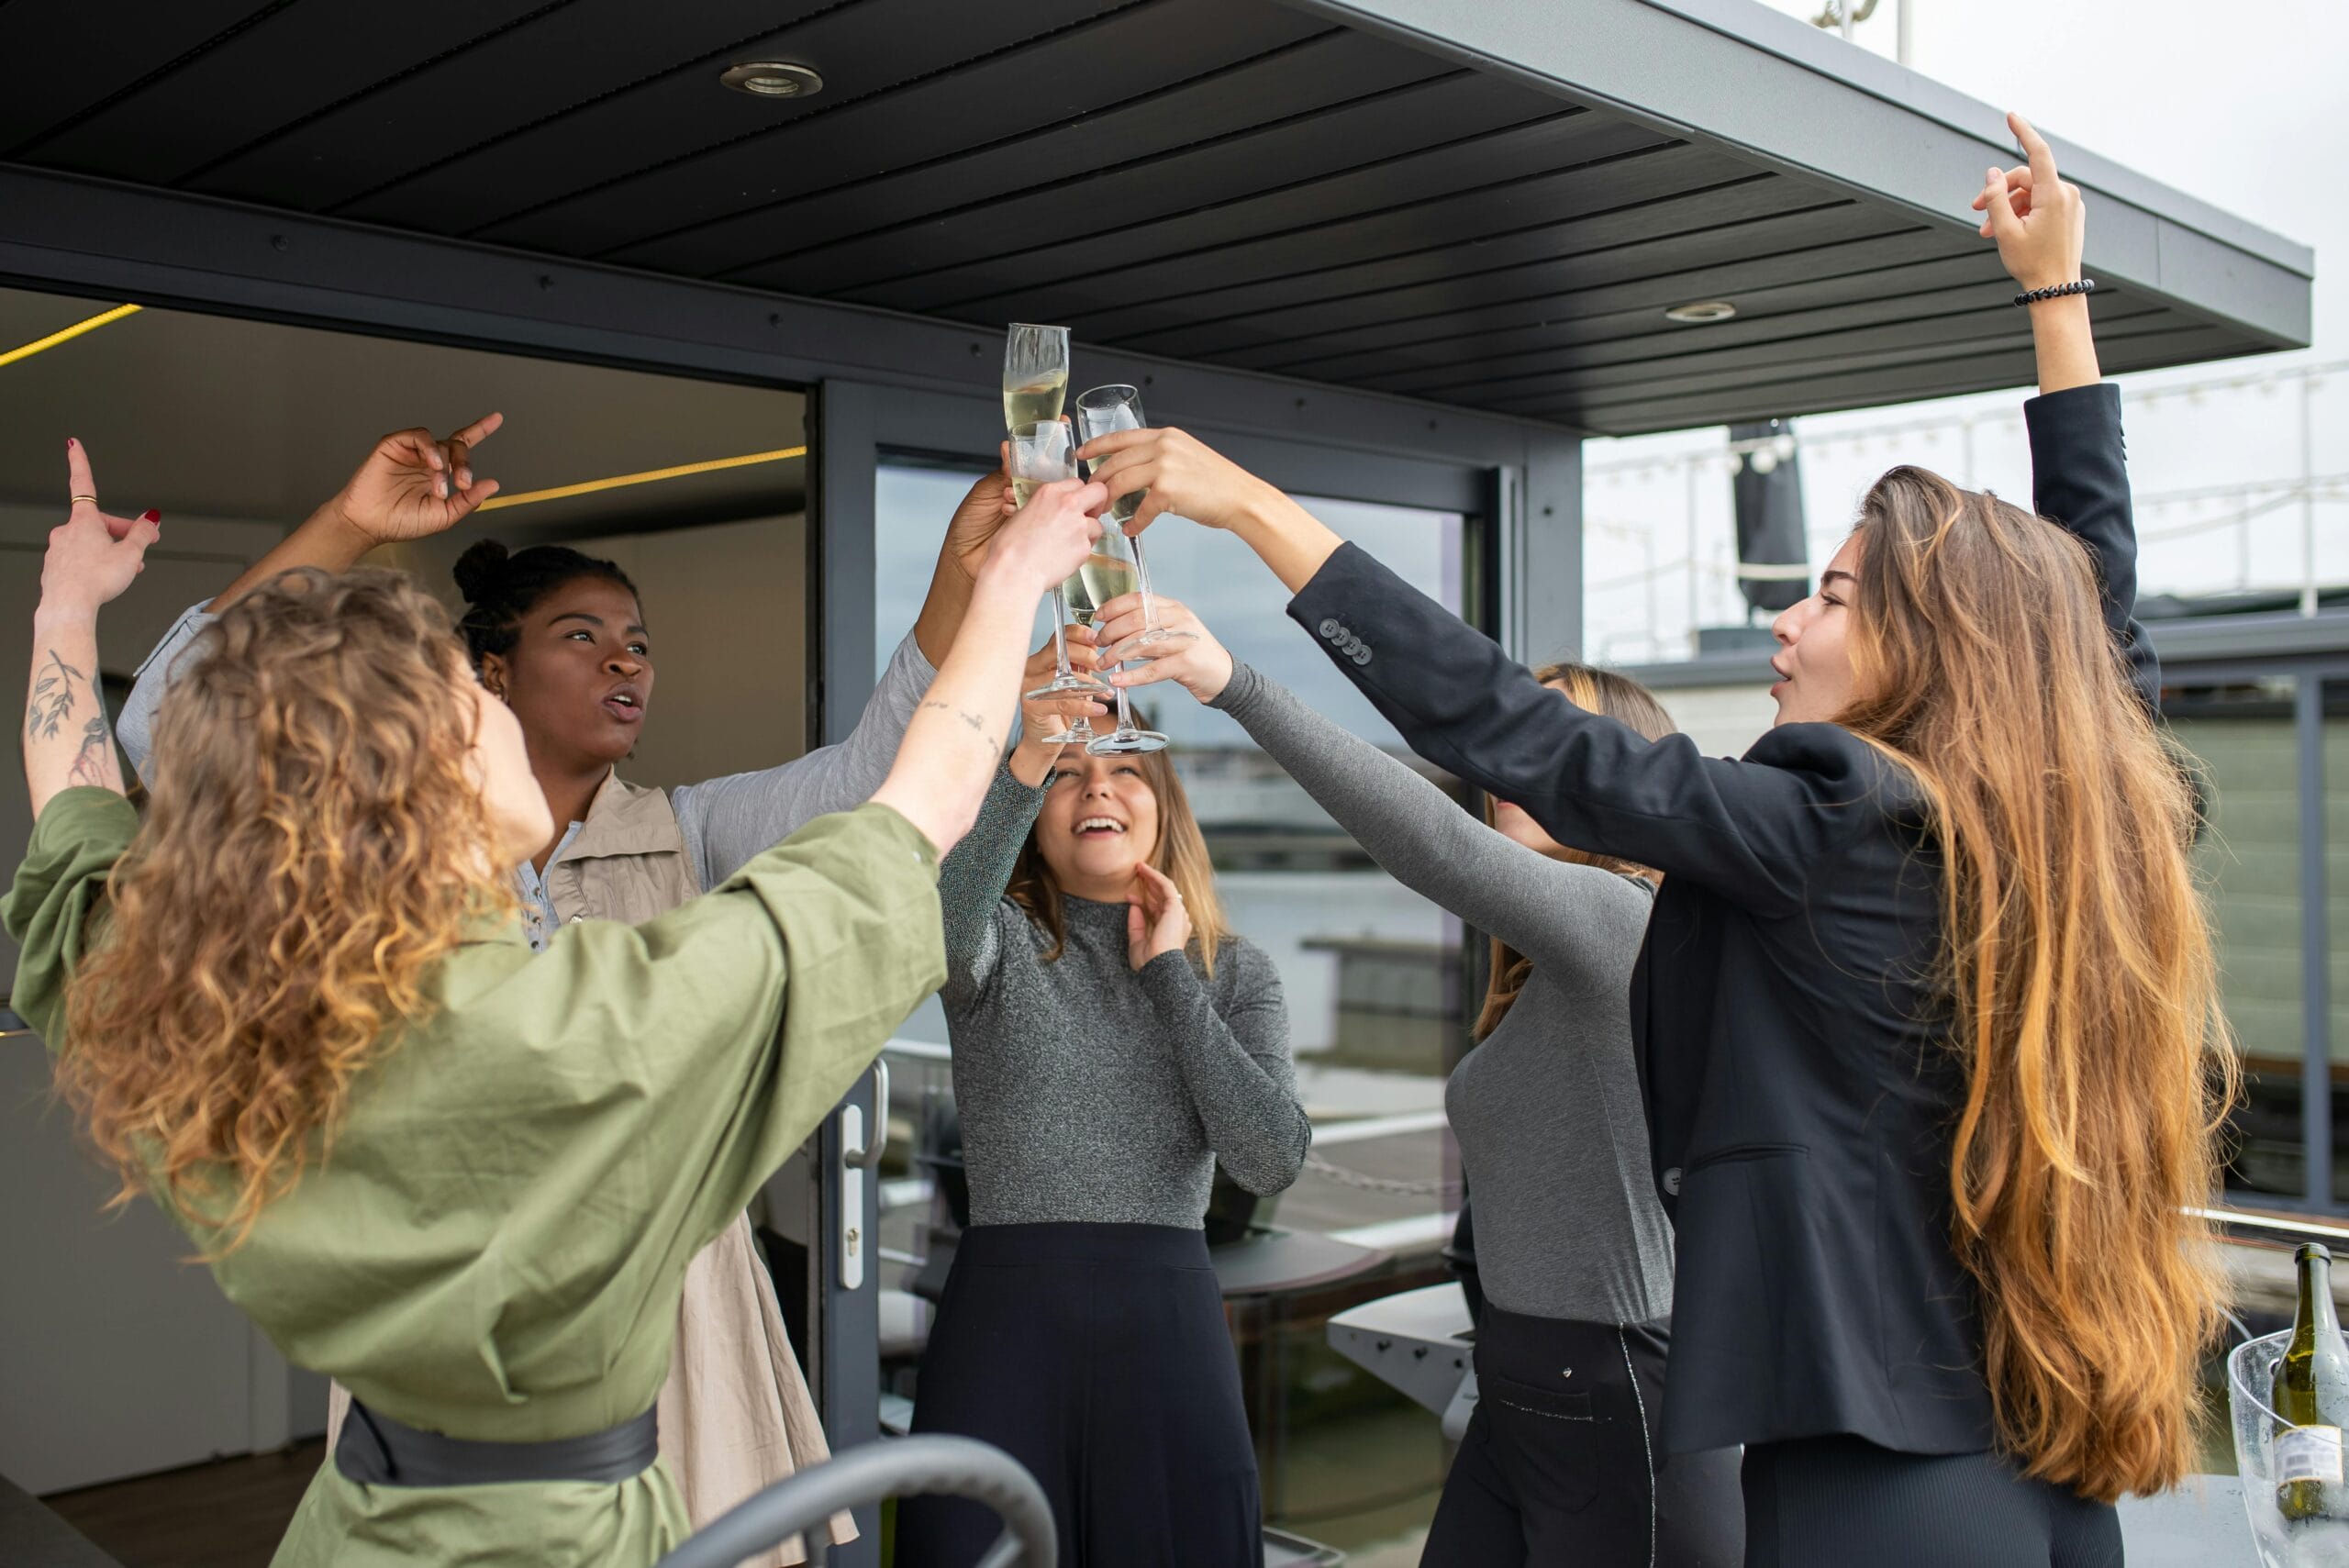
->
xmin=1287 ymin=384 xmax=2148 ymax=1458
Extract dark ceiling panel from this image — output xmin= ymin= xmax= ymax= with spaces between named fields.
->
xmin=0 ymin=0 xmax=2301 ymax=435
xmin=185 ymin=0 xmax=855 ymax=213
xmin=345 ymin=0 xmax=1137 ymax=237
xmin=1119 ymin=200 xmax=1921 ymax=364
xmin=1508 ymin=304 xmax=2180 ymax=417
xmin=1346 ymin=251 xmax=2016 ymax=395
xmin=1450 ymin=291 xmax=2169 ymax=409
xmin=1564 ymin=321 xmax=2245 ymax=434
xmin=918 ymin=136 xmax=1741 ymax=327
xmin=19 ymin=0 xmax=552 ymax=185
xmin=0 ymin=1 xmax=268 ymax=154
xmin=729 ymin=72 xmax=1564 ymax=301
xmin=588 ymin=21 xmax=1419 ymax=274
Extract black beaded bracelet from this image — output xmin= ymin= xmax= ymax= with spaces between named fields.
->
xmin=2013 ymin=278 xmax=2097 ymax=307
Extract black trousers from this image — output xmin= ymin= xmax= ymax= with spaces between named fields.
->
xmin=1742 ymin=1434 xmax=2121 ymax=1568
xmin=1422 ymin=1307 xmax=1743 ymax=1568
xmin=896 ymin=1222 xmax=1261 ymax=1568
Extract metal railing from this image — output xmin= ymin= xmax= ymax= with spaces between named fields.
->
xmin=652 ymin=1435 xmax=1053 ymax=1568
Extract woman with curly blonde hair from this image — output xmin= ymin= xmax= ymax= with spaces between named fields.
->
xmin=6 ymin=439 xmax=1102 ymax=1568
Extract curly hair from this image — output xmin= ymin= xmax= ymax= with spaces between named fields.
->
xmin=59 ymin=568 xmax=517 ymax=1252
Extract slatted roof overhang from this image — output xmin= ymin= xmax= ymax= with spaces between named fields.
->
xmin=0 ymin=0 xmax=2312 ymax=437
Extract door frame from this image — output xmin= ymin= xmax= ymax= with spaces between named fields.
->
xmin=0 ymin=166 xmax=1586 ymax=1562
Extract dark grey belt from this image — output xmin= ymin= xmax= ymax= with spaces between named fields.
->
xmin=335 ymin=1398 xmax=659 ymax=1487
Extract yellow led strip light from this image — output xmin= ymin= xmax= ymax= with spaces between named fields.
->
xmin=479 ymin=445 xmax=807 ymax=510
xmin=0 ymin=303 xmax=143 ymax=369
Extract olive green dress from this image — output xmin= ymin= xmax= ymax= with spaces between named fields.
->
xmin=4 ymin=787 xmax=946 ymax=1568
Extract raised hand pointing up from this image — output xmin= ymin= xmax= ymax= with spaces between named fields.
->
xmin=317 ymin=412 xmax=505 ymax=549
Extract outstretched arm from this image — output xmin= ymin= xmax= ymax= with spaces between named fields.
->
xmin=25 ymin=441 xmax=158 ymax=817
xmin=867 ymin=479 xmax=1104 ymax=857
xmin=1977 ymin=112 xmax=2154 ymax=706
xmin=205 ymin=415 xmax=503 ymax=611
xmin=1098 ymin=595 xmax=1655 ymax=995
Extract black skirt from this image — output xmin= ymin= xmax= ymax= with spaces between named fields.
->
xmin=896 ymin=1221 xmax=1262 ymax=1568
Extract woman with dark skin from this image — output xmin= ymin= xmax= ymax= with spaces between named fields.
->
xmin=115 ymin=417 xmax=1030 ymax=1563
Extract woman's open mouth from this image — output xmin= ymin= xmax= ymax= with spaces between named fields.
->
xmin=1074 ymin=816 xmax=1127 ymax=839
xmin=601 ymin=686 xmax=645 ymax=724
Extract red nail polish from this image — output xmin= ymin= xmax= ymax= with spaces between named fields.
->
xmin=140 ymin=509 xmax=161 ymax=523
xmin=66 ymin=437 xmax=77 ymax=449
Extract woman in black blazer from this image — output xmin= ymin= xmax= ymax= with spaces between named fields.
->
xmin=1091 ymin=117 xmax=2229 ymax=1567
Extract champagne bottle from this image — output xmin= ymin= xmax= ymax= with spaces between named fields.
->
xmin=2275 ymin=1242 xmax=2349 ymax=1520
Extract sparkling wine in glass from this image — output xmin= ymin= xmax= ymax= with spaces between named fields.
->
xmin=1010 ymin=420 xmax=1107 ymax=746
xmin=1073 ymin=384 xmax=1193 ymax=652
xmin=1081 ymin=522 xmax=1167 ymax=756
xmin=1003 ymin=324 xmax=1069 ymax=435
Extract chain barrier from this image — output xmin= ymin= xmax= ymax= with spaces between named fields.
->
xmin=1301 ymin=1151 xmax=1463 ymax=1199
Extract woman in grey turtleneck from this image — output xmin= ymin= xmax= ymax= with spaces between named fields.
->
xmin=895 ymin=635 xmax=1310 ymax=1568
xmin=1098 ymin=598 xmax=1742 ymax=1568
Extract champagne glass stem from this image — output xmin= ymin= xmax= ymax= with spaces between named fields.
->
xmin=1131 ymin=529 xmax=1163 ymax=633
xmin=1048 ymin=585 xmax=1075 ymax=680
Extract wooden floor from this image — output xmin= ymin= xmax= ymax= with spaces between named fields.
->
xmin=41 ymin=1440 xmax=322 ymax=1568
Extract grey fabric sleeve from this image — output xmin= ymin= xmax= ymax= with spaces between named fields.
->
xmin=674 ymin=630 xmax=936 ymax=887
xmin=115 ymin=602 xmax=216 ymax=785
xmin=1211 ymin=660 xmax=1654 ymax=998
xmin=935 ymin=763 xmax=1045 ymax=1006
xmin=1135 ymin=944 xmax=1309 ymax=1195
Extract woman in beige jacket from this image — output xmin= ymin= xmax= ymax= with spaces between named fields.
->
xmin=117 ymin=414 xmax=1019 ymax=1565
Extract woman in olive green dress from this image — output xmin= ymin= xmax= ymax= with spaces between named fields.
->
xmin=6 ymin=439 xmax=1104 ymax=1567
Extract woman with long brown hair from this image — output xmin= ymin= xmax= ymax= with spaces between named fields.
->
xmin=1089 ymin=117 xmax=2226 ymax=1565
xmin=895 ymin=633 xmax=1310 ymax=1567
xmin=6 ymin=443 xmax=1102 ymax=1567
xmin=1108 ymin=606 xmax=1743 ymax=1567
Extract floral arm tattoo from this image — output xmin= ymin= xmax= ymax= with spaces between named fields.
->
xmin=24 ymin=639 xmax=127 ymax=813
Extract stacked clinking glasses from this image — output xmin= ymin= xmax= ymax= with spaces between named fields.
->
xmin=1004 ymin=324 xmax=1194 ymax=755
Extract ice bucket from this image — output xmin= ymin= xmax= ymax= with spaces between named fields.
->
xmin=2230 ymin=1330 xmax=2349 ymax=1565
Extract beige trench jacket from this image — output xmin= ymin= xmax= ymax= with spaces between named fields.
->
xmin=328 ymin=773 xmax=854 ymax=1564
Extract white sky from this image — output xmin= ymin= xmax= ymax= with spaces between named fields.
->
xmin=1585 ymin=0 xmax=2348 ymax=664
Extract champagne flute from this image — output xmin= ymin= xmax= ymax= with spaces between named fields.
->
xmin=1011 ymin=420 xmax=1108 ymax=747
xmin=1073 ymin=384 xmax=1194 ymax=652
xmin=1077 ymin=521 xmax=1167 ymax=755
xmin=1004 ymin=324 xmax=1069 ymax=434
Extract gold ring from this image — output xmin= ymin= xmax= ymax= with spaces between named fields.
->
xmin=70 ymin=494 xmax=96 ymax=505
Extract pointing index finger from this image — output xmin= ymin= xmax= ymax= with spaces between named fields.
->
xmin=2009 ymin=111 xmax=2057 ymax=192
xmin=451 ymin=411 xmax=503 ymax=448
xmin=65 ymin=437 xmax=97 ymax=508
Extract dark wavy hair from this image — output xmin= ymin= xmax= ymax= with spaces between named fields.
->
xmin=451 ymin=539 xmax=640 ymax=667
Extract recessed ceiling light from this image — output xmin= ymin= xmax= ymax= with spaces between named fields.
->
xmin=719 ymin=61 xmax=823 ymax=98
xmin=1664 ymin=300 xmax=1738 ymax=324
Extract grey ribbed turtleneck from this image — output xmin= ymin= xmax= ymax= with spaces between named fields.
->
xmin=936 ymin=765 xmax=1309 ymax=1229
xmin=1211 ymin=661 xmax=1673 ymax=1325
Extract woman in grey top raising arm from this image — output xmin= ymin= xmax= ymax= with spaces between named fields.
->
xmin=896 ymin=634 xmax=1308 ymax=1568
xmin=1100 ymin=595 xmax=1741 ymax=1568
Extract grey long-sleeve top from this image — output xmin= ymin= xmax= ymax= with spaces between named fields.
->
xmin=116 ymin=600 xmax=935 ymax=892
xmin=1211 ymin=662 xmax=1673 ymax=1325
xmin=937 ymin=764 xmax=1310 ymax=1229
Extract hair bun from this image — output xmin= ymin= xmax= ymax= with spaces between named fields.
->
xmin=451 ymin=539 xmax=511 ymax=605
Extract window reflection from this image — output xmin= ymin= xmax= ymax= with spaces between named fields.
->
xmin=2168 ymin=678 xmax=2309 ymax=1204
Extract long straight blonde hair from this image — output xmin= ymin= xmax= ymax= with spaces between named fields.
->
xmin=1473 ymin=662 xmax=1675 ymax=1040
xmin=1839 ymin=466 xmax=2234 ymax=1502
xmin=1006 ymin=747 xmax=1230 ymax=975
